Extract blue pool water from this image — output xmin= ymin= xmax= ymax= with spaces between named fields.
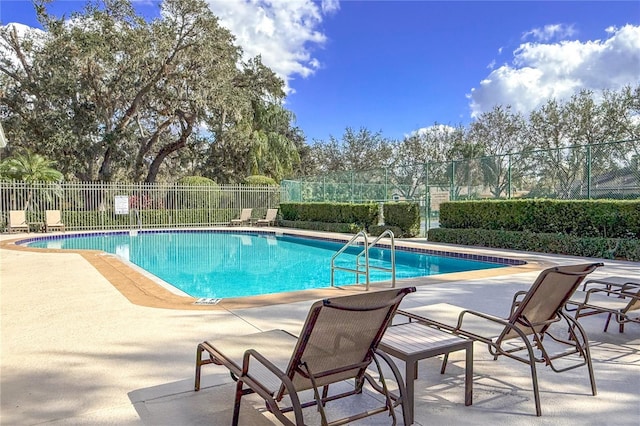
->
xmin=25 ymin=231 xmax=508 ymax=298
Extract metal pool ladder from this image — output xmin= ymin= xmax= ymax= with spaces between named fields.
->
xmin=330 ymin=230 xmax=396 ymax=290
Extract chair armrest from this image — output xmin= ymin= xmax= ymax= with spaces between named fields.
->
xmin=580 ymin=287 xmax=639 ymax=304
xmin=509 ymin=290 xmax=528 ymax=314
xmin=241 ymin=349 xmax=296 ymax=396
xmin=582 ymin=280 xmax=640 ymax=292
xmin=456 ymin=309 xmax=547 ymax=356
xmin=457 ymin=309 xmax=508 ymax=330
xmin=620 ymin=282 xmax=640 ymax=294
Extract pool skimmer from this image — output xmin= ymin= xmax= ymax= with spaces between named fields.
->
xmin=194 ymin=298 xmax=221 ymax=305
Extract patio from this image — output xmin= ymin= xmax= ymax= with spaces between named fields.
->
xmin=1 ymin=232 xmax=638 ymax=425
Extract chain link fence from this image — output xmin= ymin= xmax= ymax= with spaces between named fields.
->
xmin=283 ymin=140 xmax=640 ymax=235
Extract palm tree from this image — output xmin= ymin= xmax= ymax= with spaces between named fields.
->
xmin=247 ymin=103 xmax=300 ymax=182
xmin=0 ymin=150 xmax=63 ymax=182
xmin=0 ymin=150 xmax=63 ymax=211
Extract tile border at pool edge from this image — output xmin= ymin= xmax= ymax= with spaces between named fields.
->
xmin=13 ymin=227 xmax=529 ymax=266
xmin=0 ymin=227 xmax=548 ymax=310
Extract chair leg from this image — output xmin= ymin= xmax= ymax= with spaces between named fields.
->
xmin=374 ymin=350 xmax=409 ymax=426
xmin=619 ymin=315 xmax=624 ymax=333
xmin=603 ymin=313 xmax=613 ymax=332
xmin=586 ymin=348 xmax=598 ymax=396
xmin=529 ymin=360 xmax=542 ymax=417
xmin=195 ymin=345 xmax=203 ymax=391
xmin=232 ymin=379 xmax=244 ymax=426
xmin=566 ymin=313 xmax=598 ymax=397
xmin=440 ymin=353 xmax=449 ymax=374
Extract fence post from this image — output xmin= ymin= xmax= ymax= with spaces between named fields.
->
xmin=586 ymin=144 xmax=592 ymax=199
xmin=425 ymin=162 xmax=430 ymax=235
xmin=384 ymin=167 xmax=388 ymax=201
xmin=507 ymin=154 xmax=512 ymax=199
xmin=351 ymin=171 xmax=354 ymax=203
xmin=449 ymin=160 xmax=456 ymax=201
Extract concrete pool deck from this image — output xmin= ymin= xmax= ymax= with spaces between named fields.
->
xmin=1 ymin=228 xmax=639 ymax=425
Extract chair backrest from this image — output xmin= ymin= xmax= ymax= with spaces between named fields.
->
xmin=277 ymin=287 xmax=415 ymax=398
xmin=9 ymin=210 xmax=26 ymax=225
xmin=265 ymin=208 xmax=278 ymax=221
xmin=239 ymin=208 xmax=252 ymax=221
xmin=499 ymin=263 xmax=603 ymax=342
xmin=46 ymin=210 xmax=62 ymax=225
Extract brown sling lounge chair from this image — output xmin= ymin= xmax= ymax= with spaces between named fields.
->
xmin=398 ymin=263 xmax=603 ymax=417
xmin=566 ymin=276 xmax=640 ymax=333
xmin=45 ymin=210 xmax=66 ymax=232
xmin=195 ymin=287 xmax=416 ymax=425
xmin=230 ymin=208 xmax=252 ymax=226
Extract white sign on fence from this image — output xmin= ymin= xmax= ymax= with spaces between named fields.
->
xmin=114 ymin=195 xmax=129 ymax=215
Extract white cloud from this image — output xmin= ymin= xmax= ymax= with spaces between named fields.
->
xmin=321 ymin=0 xmax=340 ymax=14
xmin=468 ymin=24 xmax=640 ymax=118
xmin=408 ymin=124 xmax=458 ymax=138
xmin=207 ymin=0 xmax=335 ymax=93
xmin=0 ymin=23 xmax=47 ymax=67
xmin=522 ymin=23 xmax=576 ymax=42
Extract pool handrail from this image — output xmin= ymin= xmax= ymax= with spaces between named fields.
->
xmin=331 ymin=231 xmax=370 ymax=289
xmin=330 ymin=230 xmax=397 ymax=290
xmin=357 ymin=229 xmax=396 ymax=288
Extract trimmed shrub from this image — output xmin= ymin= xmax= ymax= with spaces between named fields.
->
xmin=428 ymin=227 xmax=640 ymax=261
xmin=279 ymin=219 xmax=361 ymax=234
xmin=440 ymin=199 xmax=640 ymax=238
xmin=243 ymin=175 xmax=277 ymax=185
xmin=382 ymin=202 xmax=420 ymax=237
xmin=369 ymin=225 xmax=403 ymax=238
xmin=279 ymin=202 xmax=378 ymax=228
xmin=177 ymin=176 xmax=216 ymax=186
xmin=62 ymin=208 xmax=234 ymax=229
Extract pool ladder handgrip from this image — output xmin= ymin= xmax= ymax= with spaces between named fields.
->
xmin=330 ymin=230 xmax=396 ymax=290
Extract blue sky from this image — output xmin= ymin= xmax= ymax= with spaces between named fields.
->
xmin=2 ymin=1 xmax=639 ymax=142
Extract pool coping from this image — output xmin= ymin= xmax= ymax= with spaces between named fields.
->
xmin=0 ymin=227 xmax=548 ymax=310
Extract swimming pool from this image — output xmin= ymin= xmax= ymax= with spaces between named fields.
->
xmin=24 ymin=230 xmax=513 ymax=298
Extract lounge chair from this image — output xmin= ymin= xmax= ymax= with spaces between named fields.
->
xmin=255 ymin=208 xmax=278 ymax=227
xmin=398 ymin=263 xmax=603 ymax=417
xmin=7 ymin=210 xmax=29 ymax=233
xmin=45 ymin=210 xmax=66 ymax=232
xmin=195 ymin=287 xmax=416 ymax=425
xmin=566 ymin=276 xmax=640 ymax=333
xmin=230 ymin=208 xmax=252 ymax=226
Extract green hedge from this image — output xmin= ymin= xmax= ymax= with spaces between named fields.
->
xmin=279 ymin=202 xmax=378 ymax=227
xmin=279 ymin=219 xmax=360 ymax=234
xmin=440 ymin=199 xmax=640 ymax=238
xmin=382 ymin=202 xmax=420 ymax=237
xmin=428 ymin=227 xmax=640 ymax=261
xmin=369 ymin=225 xmax=403 ymax=238
xmin=243 ymin=175 xmax=277 ymax=185
xmin=61 ymin=209 xmax=233 ymax=228
xmin=279 ymin=202 xmax=420 ymax=237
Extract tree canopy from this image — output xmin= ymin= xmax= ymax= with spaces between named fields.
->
xmin=0 ymin=2 xmax=637 ymax=190
xmin=0 ymin=0 xmax=300 ymax=183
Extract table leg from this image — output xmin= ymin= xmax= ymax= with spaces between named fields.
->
xmin=405 ymin=359 xmax=416 ymax=425
xmin=465 ymin=342 xmax=473 ymax=406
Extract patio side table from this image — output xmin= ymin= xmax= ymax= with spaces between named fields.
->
xmin=379 ymin=322 xmax=473 ymax=425
xmin=28 ymin=222 xmax=45 ymax=232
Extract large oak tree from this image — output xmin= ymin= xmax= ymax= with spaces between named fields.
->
xmin=0 ymin=0 xmax=298 ymax=182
